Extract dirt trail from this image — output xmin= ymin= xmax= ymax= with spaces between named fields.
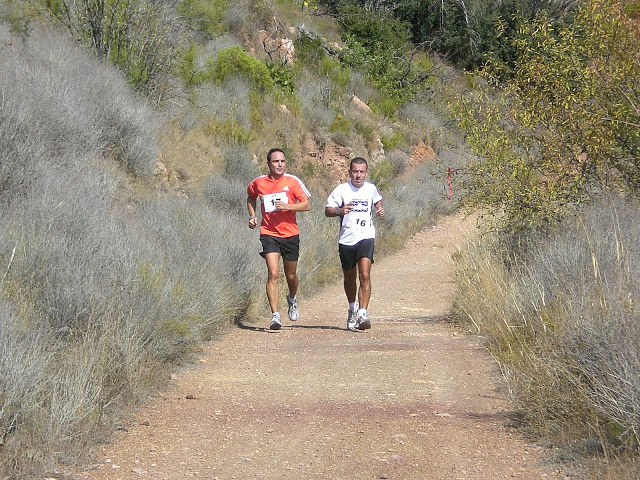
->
xmin=77 ymin=213 xmax=563 ymax=480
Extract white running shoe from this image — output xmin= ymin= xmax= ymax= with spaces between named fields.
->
xmin=270 ymin=312 xmax=282 ymax=330
xmin=347 ymin=302 xmax=359 ymax=331
xmin=356 ymin=310 xmax=371 ymax=330
xmin=287 ymin=294 xmax=299 ymax=322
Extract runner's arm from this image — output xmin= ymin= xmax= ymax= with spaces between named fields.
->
xmin=325 ymin=205 xmax=349 ymax=217
xmin=247 ymin=195 xmax=258 ymax=229
xmin=276 ymin=197 xmax=310 ymax=212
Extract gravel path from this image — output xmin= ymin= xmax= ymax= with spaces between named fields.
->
xmin=76 ymin=213 xmax=564 ymax=480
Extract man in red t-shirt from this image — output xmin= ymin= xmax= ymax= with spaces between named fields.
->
xmin=247 ymin=148 xmax=311 ymax=330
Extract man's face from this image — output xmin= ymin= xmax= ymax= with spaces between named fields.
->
xmin=349 ymin=162 xmax=367 ymax=188
xmin=268 ymin=151 xmax=286 ymax=176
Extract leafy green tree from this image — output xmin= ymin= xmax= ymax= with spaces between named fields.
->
xmin=323 ymin=2 xmax=435 ymax=115
xmin=451 ymin=0 xmax=640 ymax=238
xmin=321 ymin=0 xmax=577 ymax=70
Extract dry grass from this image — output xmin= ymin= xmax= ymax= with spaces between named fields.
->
xmin=452 ymin=197 xmax=640 ymax=474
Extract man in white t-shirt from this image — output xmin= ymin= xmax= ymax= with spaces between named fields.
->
xmin=325 ymin=157 xmax=385 ymax=331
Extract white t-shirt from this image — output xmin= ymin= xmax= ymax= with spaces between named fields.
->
xmin=326 ymin=181 xmax=383 ymax=246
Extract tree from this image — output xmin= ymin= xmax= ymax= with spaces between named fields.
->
xmin=321 ymin=1 xmax=437 ymax=116
xmin=320 ymin=0 xmax=577 ymax=70
xmin=41 ymin=0 xmax=180 ymax=93
xmin=450 ymin=0 xmax=640 ymax=238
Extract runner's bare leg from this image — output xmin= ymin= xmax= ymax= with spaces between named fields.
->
xmin=283 ymin=258 xmax=299 ymax=299
xmin=343 ymin=266 xmax=357 ymax=304
xmin=357 ymin=257 xmax=372 ymax=309
xmin=265 ymin=252 xmax=281 ymax=313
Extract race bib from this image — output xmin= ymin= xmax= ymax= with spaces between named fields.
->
xmin=345 ymin=213 xmax=370 ymax=230
xmin=263 ymin=192 xmax=289 ymax=213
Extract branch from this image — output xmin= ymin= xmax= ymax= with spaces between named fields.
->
xmin=1 ymin=245 xmax=16 ymax=291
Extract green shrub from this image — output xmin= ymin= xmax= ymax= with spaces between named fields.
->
xmin=267 ymin=62 xmax=295 ymax=94
xmin=42 ymin=0 xmax=180 ymax=93
xmin=450 ymin=0 xmax=640 ymax=241
xmin=320 ymin=56 xmax=351 ymax=89
xmin=177 ymin=0 xmax=228 ymax=38
xmin=353 ymin=120 xmax=375 ymax=143
xmin=369 ymin=158 xmax=395 ymax=191
xmin=328 ymin=113 xmax=352 ymax=136
xmin=380 ymin=131 xmax=407 ymax=151
xmin=179 ymin=42 xmax=215 ymax=85
xmin=369 ymin=91 xmax=403 ymax=119
xmin=213 ymin=45 xmax=273 ymax=91
xmin=294 ymin=31 xmax=325 ymax=68
xmin=334 ymin=4 xmax=427 ymax=113
xmin=205 ymin=117 xmax=255 ymax=145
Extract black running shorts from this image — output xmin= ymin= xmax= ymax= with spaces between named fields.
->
xmin=338 ymin=238 xmax=375 ymax=271
xmin=260 ymin=234 xmax=300 ymax=262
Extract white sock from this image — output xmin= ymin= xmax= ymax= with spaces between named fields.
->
xmin=349 ymin=302 xmax=357 ymax=312
xmin=358 ymin=308 xmax=368 ymax=316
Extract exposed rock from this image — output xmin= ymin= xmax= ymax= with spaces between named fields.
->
xmin=257 ymin=30 xmax=295 ymax=64
xmin=409 ymin=142 xmax=437 ymax=167
xmin=154 ymin=159 xmax=168 ymax=178
xmin=371 ymin=137 xmax=385 ymax=164
xmin=324 ymin=41 xmax=343 ymax=55
xmin=300 ymin=134 xmax=353 ymax=186
xmin=321 ymin=142 xmax=353 ymax=183
xmin=350 ymin=95 xmax=372 ymax=114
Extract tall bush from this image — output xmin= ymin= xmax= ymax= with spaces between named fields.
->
xmin=453 ymin=197 xmax=640 ymax=448
xmin=330 ymin=2 xmax=435 ymax=115
xmin=450 ymin=0 xmax=640 ymax=240
xmin=40 ymin=0 xmax=181 ymax=92
xmin=0 ymin=27 xmax=265 ymax=476
xmin=213 ymin=45 xmax=273 ymax=91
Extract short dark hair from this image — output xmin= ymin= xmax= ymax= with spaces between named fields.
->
xmin=267 ymin=148 xmax=285 ymax=163
xmin=349 ymin=157 xmax=368 ymax=170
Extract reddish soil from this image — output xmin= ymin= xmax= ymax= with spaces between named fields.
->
xmin=75 ymin=213 xmax=567 ymax=480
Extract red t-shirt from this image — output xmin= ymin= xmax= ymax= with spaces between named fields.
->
xmin=247 ymin=174 xmax=311 ymax=238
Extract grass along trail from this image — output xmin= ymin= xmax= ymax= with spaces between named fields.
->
xmin=76 ymin=213 xmax=564 ymax=480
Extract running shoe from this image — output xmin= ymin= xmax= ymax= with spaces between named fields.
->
xmin=287 ymin=294 xmax=299 ymax=322
xmin=347 ymin=304 xmax=359 ymax=331
xmin=270 ymin=312 xmax=282 ymax=330
xmin=356 ymin=310 xmax=371 ymax=330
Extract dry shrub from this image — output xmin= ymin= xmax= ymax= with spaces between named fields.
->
xmin=196 ymin=77 xmax=252 ymax=129
xmin=298 ymin=202 xmax=342 ymax=291
xmin=159 ymin=123 xmax=224 ymax=188
xmin=398 ymin=100 xmax=446 ymax=148
xmin=0 ymin=26 xmax=267 ymax=477
xmin=453 ymin=196 xmax=640 ymax=470
xmin=296 ymin=75 xmax=336 ymax=130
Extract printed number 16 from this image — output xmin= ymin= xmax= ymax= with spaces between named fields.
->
xmin=357 ymin=219 xmax=367 ymax=227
